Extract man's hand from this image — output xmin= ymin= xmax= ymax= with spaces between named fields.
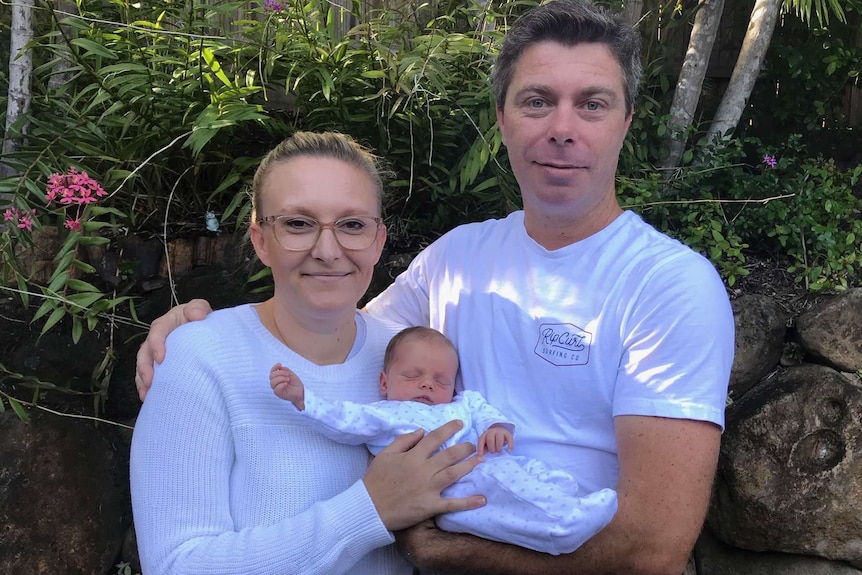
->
xmin=364 ymin=420 xmax=486 ymax=531
xmin=477 ymin=424 xmax=513 ymax=455
xmin=269 ymin=363 xmax=305 ymax=409
xmin=135 ymin=299 xmax=213 ymax=401
xmin=395 ymin=416 xmax=721 ymax=575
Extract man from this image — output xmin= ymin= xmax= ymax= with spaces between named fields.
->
xmin=136 ymin=1 xmax=734 ymax=573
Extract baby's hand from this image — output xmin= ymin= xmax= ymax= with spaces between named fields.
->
xmin=269 ymin=363 xmax=305 ymax=410
xmin=477 ymin=424 xmax=514 ymax=456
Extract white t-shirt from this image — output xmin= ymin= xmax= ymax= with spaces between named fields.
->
xmin=366 ymin=210 xmax=734 ymax=492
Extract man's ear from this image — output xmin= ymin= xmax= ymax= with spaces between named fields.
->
xmin=496 ymin=106 xmax=507 ymax=145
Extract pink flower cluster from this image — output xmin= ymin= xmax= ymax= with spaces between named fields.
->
xmin=45 ymin=167 xmax=107 ymax=232
xmin=762 ymin=154 xmax=777 ymax=168
xmin=3 ymin=208 xmax=37 ymax=232
xmin=264 ymin=0 xmax=284 ymax=12
xmin=46 ymin=167 xmax=107 ymax=206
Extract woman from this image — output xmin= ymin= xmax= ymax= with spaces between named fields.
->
xmin=130 ymin=132 xmax=484 ymax=575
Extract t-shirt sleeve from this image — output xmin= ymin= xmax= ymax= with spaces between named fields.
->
xmin=365 ymin=244 xmax=435 ymax=329
xmin=612 ymin=252 xmax=734 ymax=430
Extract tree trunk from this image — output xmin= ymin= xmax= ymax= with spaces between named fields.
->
xmin=48 ymin=1 xmax=77 ymax=91
xmin=662 ymin=0 xmax=725 ymax=169
xmin=1 ymin=0 xmax=34 ymax=179
xmin=621 ymin=0 xmax=645 ymax=28
xmin=473 ymin=0 xmax=496 ymax=42
xmin=706 ymin=0 xmax=781 ymax=143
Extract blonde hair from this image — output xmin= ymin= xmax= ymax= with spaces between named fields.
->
xmin=251 ymin=131 xmax=385 ymax=222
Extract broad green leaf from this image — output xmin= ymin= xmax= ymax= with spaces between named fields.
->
xmin=73 ymin=260 xmax=97 ymax=274
xmin=9 ymin=398 xmax=29 ymax=422
xmin=71 ymin=38 xmax=119 ymax=60
xmin=71 ymin=317 xmax=83 ymax=344
xmin=203 ymin=48 xmax=233 ymax=89
xmin=248 ymin=267 xmax=273 ymax=283
xmin=68 ymin=292 xmax=104 ymax=309
xmin=41 ymin=307 xmax=67 ymax=335
xmin=47 ymin=270 xmax=71 ymax=295
xmin=67 ymin=279 xmax=100 ymax=292
xmin=32 ymin=299 xmax=55 ymax=323
xmin=77 ymin=235 xmax=111 ymax=246
xmin=16 ymin=274 xmax=29 ymax=308
xmin=221 ymin=188 xmax=250 ymax=221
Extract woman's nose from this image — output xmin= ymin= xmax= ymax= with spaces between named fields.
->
xmin=310 ymin=226 xmax=342 ymax=260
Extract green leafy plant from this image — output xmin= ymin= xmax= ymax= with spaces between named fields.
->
xmin=2 ymin=0 xmax=860 ymax=419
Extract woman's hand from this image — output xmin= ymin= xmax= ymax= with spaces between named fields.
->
xmin=135 ymin=299 xmax=213 ymax=401
xmin=364 ymin=420 xmax=486 ymax=531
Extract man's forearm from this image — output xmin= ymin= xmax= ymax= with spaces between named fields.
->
xmin=398 ymin=522 xmax=549 ymax=575
xmin=398 ymin=418 xmax=719 ymax=575
xmin=398 ymin=489 xmax=697 ymax=575
xmin=397 ymin=519 xmax=652 ymax=575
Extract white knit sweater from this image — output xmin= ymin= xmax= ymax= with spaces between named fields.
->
xmin=130 ymin=304 xmax=411 ymax=575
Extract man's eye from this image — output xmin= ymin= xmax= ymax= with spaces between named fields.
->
xmin=529 ymin=99 xmax=545 ymax=109
xmin=585 ymin=101 xmax=602 ymax=111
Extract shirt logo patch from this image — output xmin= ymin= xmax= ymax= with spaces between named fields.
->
xmin=535 ymin=323 xmax=591 ymax=366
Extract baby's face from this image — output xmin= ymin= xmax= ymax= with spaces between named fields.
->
xmin=380 ymin=338 xmax=458 ymax=405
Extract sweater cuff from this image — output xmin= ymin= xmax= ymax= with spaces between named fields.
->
xmin=328 ymin=479 xmax=395 ymax=558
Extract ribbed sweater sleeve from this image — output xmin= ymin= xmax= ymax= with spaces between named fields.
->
xmin=130 ymin=306 xmax=406 ymax=575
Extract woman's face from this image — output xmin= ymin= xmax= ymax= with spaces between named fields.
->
xmin=250 ymin=155 xmax=386 ymax=320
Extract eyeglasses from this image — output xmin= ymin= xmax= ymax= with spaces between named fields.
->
xmin=258 ymin=214 xmax=382 ymax=251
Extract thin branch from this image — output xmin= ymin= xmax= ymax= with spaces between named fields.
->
xmin=629 ymin=192 xmax=795 ymax=209
xmin=45 ymin=7 xmax=227 ymax=41
xmin=106 ymin=131 xmax=192 ymax=201
xmin=0 ymin=285 xmax=147 ymax=329
xmin=0 ymin=390 xmax=134 ymax=430
xmin=162 ymin=165 xmax=196 ymax=308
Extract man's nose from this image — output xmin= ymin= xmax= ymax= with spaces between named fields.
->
xmin=548 ymin=107 xmax=577 ymax=144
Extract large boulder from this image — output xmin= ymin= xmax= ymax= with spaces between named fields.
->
xmin=0 ymin=410 xmax=128 ymax=575
xmin=695 ymin=526 xmax=862 ymax=575
xmin=796 ymin=288 xmax=862 ymax=372
xmin=709 ymin=364 xmax=862 ymax=567
xmin=729 ymin=294 xmax=787 ymax=399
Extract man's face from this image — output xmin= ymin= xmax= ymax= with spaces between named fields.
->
xmin=497 ymin=41 xmax=632 ymax=235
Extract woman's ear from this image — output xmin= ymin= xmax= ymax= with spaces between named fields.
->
xmin=250 ymin=221 xmax=272 ymax=268
xmin=372 ymin=223 xmax=387 ymax=264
